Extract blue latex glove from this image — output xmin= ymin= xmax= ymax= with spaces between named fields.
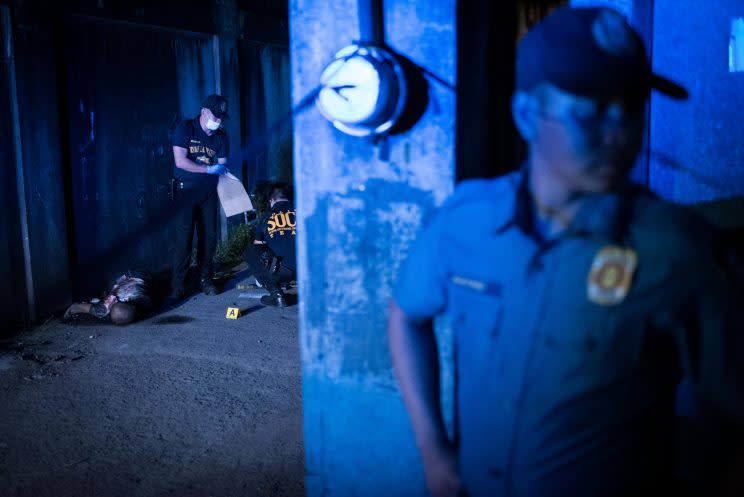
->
xmin=206 ymin=164 xmax=228 ymax=175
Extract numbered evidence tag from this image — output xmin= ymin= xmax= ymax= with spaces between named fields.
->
xmin=587 ymin=245 xmax=637 ymax=306
xmin=226 ymin=307 xmax=241 ymax=319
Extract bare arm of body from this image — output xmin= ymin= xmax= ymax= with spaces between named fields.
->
xmin=64 ymin=302 xmax=92 ymax=318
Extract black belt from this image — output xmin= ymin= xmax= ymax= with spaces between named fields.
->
xmin=169 ymin=178 xmax=213 ymax=201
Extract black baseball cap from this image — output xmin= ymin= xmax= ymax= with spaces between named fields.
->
xmin=202 ymin=94 xmax=230 ymax=119
xmin=516 ymin=7 xmax=688 ymax=100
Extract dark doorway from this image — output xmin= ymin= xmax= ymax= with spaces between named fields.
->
xmin=456 ymin=0 xmax=567 ymax=181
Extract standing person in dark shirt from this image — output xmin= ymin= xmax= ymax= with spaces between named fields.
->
xmin=169 ymin=94 xmax=230 ymax=299
xmin=245 ymin=183 xmax=297 ymax=307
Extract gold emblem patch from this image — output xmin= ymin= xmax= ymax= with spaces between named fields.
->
xmin=587 ymin=245 xmax=637 ymax=305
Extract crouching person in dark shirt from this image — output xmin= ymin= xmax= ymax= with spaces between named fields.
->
xmin=245 ymin=183 xmax=297 ymax=307
xmin=63 ymin=271 xmax=154 ymax=325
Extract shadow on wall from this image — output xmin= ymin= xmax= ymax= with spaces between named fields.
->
xmin=691 ymin=195 xmax=744 ymax=281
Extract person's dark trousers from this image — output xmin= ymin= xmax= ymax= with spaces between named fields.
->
xmin=244 ymin=244 xmax=296 ymax=294
xmin=171 ymin=187 xmax=218 ymax=295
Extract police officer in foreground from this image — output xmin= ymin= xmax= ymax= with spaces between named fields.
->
xmin=170 ymin=94 xmax=230 ymax=299
xmin=389 ymin=7 xmax=743 ymax=497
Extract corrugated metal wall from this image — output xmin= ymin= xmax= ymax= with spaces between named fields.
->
xmin=239 ymin=40 xmax=291 ymax=187
xmin=0 ymin=5 xmax=26 ymax=328
xmin=8 ymin=6 xmax=71 ymax=324
xmin=62 ymin=16 xmax=218 ymax=296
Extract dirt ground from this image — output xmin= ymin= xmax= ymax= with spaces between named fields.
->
xmin=0 ymin=283 xmax=305 ymax=497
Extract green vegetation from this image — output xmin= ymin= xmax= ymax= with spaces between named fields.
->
xmin=214 ymin=222 xmax=256 ymax=273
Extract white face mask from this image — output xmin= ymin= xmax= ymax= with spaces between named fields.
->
xmin=206 ymin=118 xmax=221 ymax=131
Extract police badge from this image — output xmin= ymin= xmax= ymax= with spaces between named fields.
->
xmin=587 ymin=245 xmax=637 ymax=305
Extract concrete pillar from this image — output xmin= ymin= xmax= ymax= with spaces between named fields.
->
xmin=290 ymin=0 xmax=456 ymax=495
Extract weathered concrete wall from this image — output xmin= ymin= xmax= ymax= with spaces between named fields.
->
xmin=648 ymin=0 xmax=744 ymax=219
xmin=290 ymin=0 xmax=456 ymax=495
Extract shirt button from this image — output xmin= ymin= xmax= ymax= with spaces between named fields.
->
xmin=489 ymin=467 xmax=504 ymax=478
xmin=502 ymin=400 xmax=513 ymax=413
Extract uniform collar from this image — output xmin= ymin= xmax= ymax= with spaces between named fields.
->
xmin=494 ymin=165 xmax=637 ymax=245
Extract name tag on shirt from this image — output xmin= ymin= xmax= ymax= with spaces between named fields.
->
xmin=451 ymin=275 xmax=502 ymax=296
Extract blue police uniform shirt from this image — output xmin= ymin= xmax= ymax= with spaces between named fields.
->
xmin=393 ymin=170 xmax=743 ymax=497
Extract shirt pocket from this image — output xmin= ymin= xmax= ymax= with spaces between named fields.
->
xmin=542 ymin=301 xmax=644 ymax=380
xmin=447 ymin=274 xmax=505 ymax=375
